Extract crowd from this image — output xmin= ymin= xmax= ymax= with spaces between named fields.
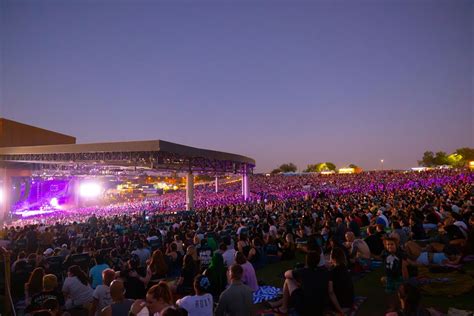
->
xmin=2 ymin=169 xmax=473 ymax=316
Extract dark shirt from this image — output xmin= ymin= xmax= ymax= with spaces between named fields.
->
xmin=29 ymin=290 xmax=64 ymax=311
xmin=364 ymin=234 xmax=384 ymax=256
xmin=265 ymin=243 xmax=279 ymax=256
xmin=111 ymin=299 xmax=134 ymax=316
xmin=335 ymin=223 xmax=347 ymax=244
xmin=411 ymin=223 xmax=426 ymax=240
xmin=120 ymin=268 xmax=146 ymax=299
xmin=329 ymin=265 xmax=354 ymax=308
xmin=281 ymin=244 xmax=296 ymax=261
xmin=445 ymin=225 xmax=466 ymax=241
xmin=11 ymin=260 xmax=34 ymax=299
xmin=198 ymin=246 xmax=213 ymax=269
xmin=204 ymin=266 xmax=227 ymax=298
xmin=361 ymin=215 xmax=370 ymax=227
xmin=181 ymin=265 xmax=197 ymax=289
xmin=26 ymin=230 xmax=38 ymax=251
xmin=426 ymin=213 xmax=439 ymax=225
xmin=348 ymin=220 xmax=360 ymax=237
xmin=64 ymin=253 xmax=91 ymax=272
xmin=383 ymin=250 xmax=406 ymax=279
xmin=292 ymin=267 xmax=329 ymax=316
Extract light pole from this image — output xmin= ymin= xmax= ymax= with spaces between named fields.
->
xmin=381 ymin=159 xmax=384 ymax=171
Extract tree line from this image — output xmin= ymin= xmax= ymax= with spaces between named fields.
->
xmin=418 ymin=147 xmax=474 ymax=167
xmin=270 ymin=162 xmax=360 ymax=174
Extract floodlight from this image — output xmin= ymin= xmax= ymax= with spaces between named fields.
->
xmin=50 ymin=198 xmax=59 ymax=207
xmin=79 ymin=182 xmax=102 ymax=198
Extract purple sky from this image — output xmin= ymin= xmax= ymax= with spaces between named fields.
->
xmin=1 ymin=0 xmax=472 ymax=172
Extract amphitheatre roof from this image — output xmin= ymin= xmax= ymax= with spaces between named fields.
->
xmin=0 ymin=140 xmax=255 ymax=175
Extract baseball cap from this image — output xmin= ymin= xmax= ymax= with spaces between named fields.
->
xmin=43 ymin=248 xmax=54 ymax=256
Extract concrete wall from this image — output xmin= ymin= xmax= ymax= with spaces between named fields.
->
xmin=0 ymin=118 xmax=76 ymax=147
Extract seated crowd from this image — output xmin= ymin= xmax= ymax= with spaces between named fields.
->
xmin=2 ymin=169 xmax=473 ymax=315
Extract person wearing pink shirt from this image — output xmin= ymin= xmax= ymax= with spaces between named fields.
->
xmin=234 ymin=252 xmax=259 ymax=292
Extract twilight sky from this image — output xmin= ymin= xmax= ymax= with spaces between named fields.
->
xmin=0 ymin=0 xmax=472 ymax=172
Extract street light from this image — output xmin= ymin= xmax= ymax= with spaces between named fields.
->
xmin=381 ymin=159 xmax=384 ymax=171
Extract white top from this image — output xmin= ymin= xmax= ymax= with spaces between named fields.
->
xmin=176 ymin=293 xmax=213 ymax=316
xmin=222 ymin=248 xmax=236 ymax=267
xmin=62 ymin=276 xmax=93 ymax=307
xmin=132 ymin=248 xmax=151 ymax=267
xmin=92 ymin=285 xmax=112 ymax=316
xmin=318 ymin=249 xmax=326 ymax=267
xmin=137 ymin=308 xmax=159 ymax=316
xmin=269 ymin=225 xmax=278 ymax=236
xmin=147 ymin=236 xmax=159 ymax=242
xmin=137 ymin=306 xmax=173 ymax=316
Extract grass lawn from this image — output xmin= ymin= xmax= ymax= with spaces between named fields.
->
xmin=256 ymin=254 xmax=474 ymax=315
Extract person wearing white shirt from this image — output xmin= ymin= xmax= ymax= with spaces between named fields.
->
xmin=62 ymin=265 xmax=93 ymax=309
xmin=222 ymin=245 xmax=237 ymax=267
xmin=176 ymin=275 xmax=213 ymax=316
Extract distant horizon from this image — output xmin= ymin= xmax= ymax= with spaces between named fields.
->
xmin=0 ymin=116 xmax=470 ymax=173
xmin=1 ymin=0 xmax=472 ymax=172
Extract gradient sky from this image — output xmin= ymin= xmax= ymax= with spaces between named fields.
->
xmin=0 ymin=0 xmax=472 ymax=172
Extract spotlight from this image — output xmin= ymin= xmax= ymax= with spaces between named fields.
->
xmin=79 ymin=182 xmax=102 ymax=198
xmin=0 ymin=189 xmax=3 ymax=203
xmin=50 ymin=198 xmax=59 ymax=208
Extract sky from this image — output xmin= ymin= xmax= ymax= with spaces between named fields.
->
xmin=0 ymin=0 xmax=472 ymax=173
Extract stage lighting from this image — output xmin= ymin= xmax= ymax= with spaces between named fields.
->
xmin=0 ymin=189 xmax=3 ymax=203
xmin=50 ymin=198 xmax=59 ymax=207
xmin=79 ymin=182 xmax=102 ymax=198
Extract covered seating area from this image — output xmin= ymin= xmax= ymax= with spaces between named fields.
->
xmin=0 ymin=139 xmax=255 ymax=225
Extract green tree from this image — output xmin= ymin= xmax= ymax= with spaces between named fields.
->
xmin=304 ymin=162 xmax=336 ymax=172
xmin=304 ymin=164 xmax=318 ymax=172
xmin=418 ymin=151 xmax=435 ymax=167
xmin=455 ymin=147 xmax=474 ymax=162
xmin=348 ymin=164 xmax=358 ymax=169
xmin=278 ymin=163 xmax=297 ymax=173
xmin=419 ymin=148 xmax=473 ymax=167
xmin=446 ymin=153 xmax=464 ymax=167
xmin=270 ymin=168 xmax=281 ymax=175
xmin=433 ymin=151 xmax=448 ymax=165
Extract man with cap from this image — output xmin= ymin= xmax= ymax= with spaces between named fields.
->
xmin=43 ymin=248 xmax=54 ymax=258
